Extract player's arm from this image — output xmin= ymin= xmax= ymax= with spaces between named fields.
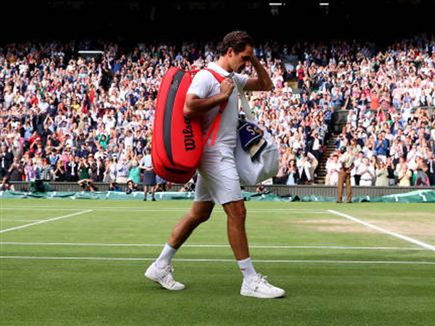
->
xmin=183 ymin=78 xmax=234 ymax=119
xmin=244 ymin=55 xmax=273 ymax=92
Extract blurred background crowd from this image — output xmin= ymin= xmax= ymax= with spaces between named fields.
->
xmin=0 ymin=36 xmax=434 ymax=190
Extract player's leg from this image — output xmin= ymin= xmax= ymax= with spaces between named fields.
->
xmin=145 ymin=200 xmax=214 ymax=291
xmin=223 ymin=199 xmax=249 ymax=260
xmin=223 ymin=199 xmax=285 ymax=299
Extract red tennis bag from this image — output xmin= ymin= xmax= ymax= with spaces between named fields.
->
xmin=152 ymin=67 xmax=225 ymax=184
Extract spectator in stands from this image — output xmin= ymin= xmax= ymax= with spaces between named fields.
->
xmin=286 ymin=159 xmax=299 ymax=186
xmin=115 ymin=156 xmax=130 ymax=184
xmin=375 ymin=161 xmax=389 ymax=187
xmin=0 ymin=176 xmax=14 ymax=191
xmin=39 ymin=158 xmax=51 ymax=181
xmin=0 ymin=37 xmax=433 ymax=190
xmin=126 ymin=179 xmax=138 ymax=194
xmin=427 ymin=151 xmax=435 ymax=186
xmin=359 ymin=157 xmax=376 ymax=186
xmin=397 ymin=163 xmax=412 ymax=187
xmin=325 ymin=153 xmax=340 ymax=186
xmin=52 ymin=160 xmax=66 ymax=182
xmin=296 ymin=151 xmax=312 ymax=184
xmin=7 ymin=158 xmax=24 ymax=182
xmin=0 ymin=144 xmax=13 ymax=179
xmin=386 ymin=157 xmax=396 ymax=186
xmin=128 ymin=159 xmax=141 ymax=185
xmin=109 ymin=182 xmax=122 ymax=192
xmin=414 ymin=156 xmax=430 ymax=186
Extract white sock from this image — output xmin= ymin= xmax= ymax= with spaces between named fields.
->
xmin=155 ymin=243 xmax=177 ymax=268
xmin=237 ymin=257 xmax=256 ymax=280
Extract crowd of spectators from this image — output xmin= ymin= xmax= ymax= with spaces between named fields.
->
xmin=0 ymin=36 xmax=434 ymax=190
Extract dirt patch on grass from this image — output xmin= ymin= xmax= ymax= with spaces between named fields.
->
xmin=295 ymin=219 xmax=377 ymax=234
xmin=368 ymin=220 xmax=435 ymax=237
xmin=296 ymin=217 xmax=435 ymax=238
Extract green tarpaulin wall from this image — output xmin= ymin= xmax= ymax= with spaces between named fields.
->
xmin=1 ymin=190 xmax=435 ymax=203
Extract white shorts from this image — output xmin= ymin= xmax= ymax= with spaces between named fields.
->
xmin=194 ymin=146 xmax=242 ymax=205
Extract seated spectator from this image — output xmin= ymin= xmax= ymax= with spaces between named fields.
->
xmin=109 ymin=182 xmax=122 ymax=192
xmin=0 ymin=176 xmax=14 ymax=191
xmin=78 ymin=179 xmax=98 ymax=192
xmin=179 ymin=178 xmax=195 ymax=192
xmin=255 ymin=184 xmax=270 ymax=194
xmin=126 ymin=179 xmax=138 ymax=194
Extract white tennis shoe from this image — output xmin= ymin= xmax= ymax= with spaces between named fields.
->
xmin=145 ymin=262 xmax=185 ymax=291
xmin=240 ymin=273 xmax=285 ymax=299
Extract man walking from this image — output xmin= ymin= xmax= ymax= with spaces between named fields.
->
xmin=145 ymin=31 xmax=285 ymax=299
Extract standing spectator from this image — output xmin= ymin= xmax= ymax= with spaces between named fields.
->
xmin=128 ymin=159 xmax=141 ymax=185
xmin=286 ymin=159 xmax=299 ymax=186
xmin=397 ymin=164 xmax=412 ymax=187
xmin=65 ymin=155 xmax=79 ymax=182
xmin=427 ymin=151 xmax=435 ymax=186
xmin=359 ymin=157 xmax=376 ymax=186
xmin=296 ymin=152 xmax=312 ymax=184
xmin=0 ymin=145 xmax=13 ymax=179
xmin=7 ymin=158 xmax=24 ymax=181
xmin=325 ymin=153 xmax=340 ymax=186
xmin=24 ymin=160 xmax=36 ymax=181
xmin=375 ymin=161 xmax=389 ymax=187
xmin=414 ymin=156 xmax=430 ymax=186
xmin=115 ymin=156 xmax=130 ymax=184
xmin=386 ymin=157 xmax=396 ymax=186
xmin=39 ymin=158 xmax=51 ymax=181
xmin=78 ymin=157 xmax=90 ymax=182
xmin=52 ymin=160 xmax=66 ymax=182
xmin=375 ymin=131 xmax=389 ymax=163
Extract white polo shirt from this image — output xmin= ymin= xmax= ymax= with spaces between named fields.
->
xmin=187 ymin=62 xmax=248 ymax=149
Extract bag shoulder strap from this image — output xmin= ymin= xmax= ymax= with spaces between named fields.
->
xmin=200 ymin=68 xmax=227 ymax=146
xmin=231 ymin=75 xmax=254 ymax=120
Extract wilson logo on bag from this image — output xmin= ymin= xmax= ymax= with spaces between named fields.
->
xmin=152 ymin=67 xmax=225 ymax=184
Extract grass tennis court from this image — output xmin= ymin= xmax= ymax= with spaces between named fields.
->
xmin=1 ymin=199 xmax=434 ymax=325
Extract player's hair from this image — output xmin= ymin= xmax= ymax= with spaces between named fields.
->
xmin=217 ymin=31 xmax=254 ymax=55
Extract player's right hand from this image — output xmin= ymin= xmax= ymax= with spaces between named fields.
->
xmin=220 ymin=78 xmax=234 ymax=98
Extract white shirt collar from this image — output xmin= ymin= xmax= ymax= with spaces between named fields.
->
xmin=207 ymin=62 xmax=230 ymax=77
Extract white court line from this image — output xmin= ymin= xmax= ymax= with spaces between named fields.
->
xmin=328 ymin=210 xmax=435 ymax=252
xmin=0 ymin=210 xmax=93 ymax=234
xmin=1 ymin=219 xmax=44 ymax=222
xmin=0 ymin=205 xmax=325 ymax=213
xmin=0 ymin=255 xmax=434 ymax=265
xmin=0 ymin=207 xmax=326 ymax=214
xmin=0 ymin=242 xmax=427 ymax=251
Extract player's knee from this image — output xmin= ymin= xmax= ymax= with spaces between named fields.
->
xmin=193 ymin=214 xmax=210 ymax=225
xmin=188 ymin=211 xmax=211 ymax=225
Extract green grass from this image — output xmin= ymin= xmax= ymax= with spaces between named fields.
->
xmin=1 ymin=200 xmax=435 ymax=325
